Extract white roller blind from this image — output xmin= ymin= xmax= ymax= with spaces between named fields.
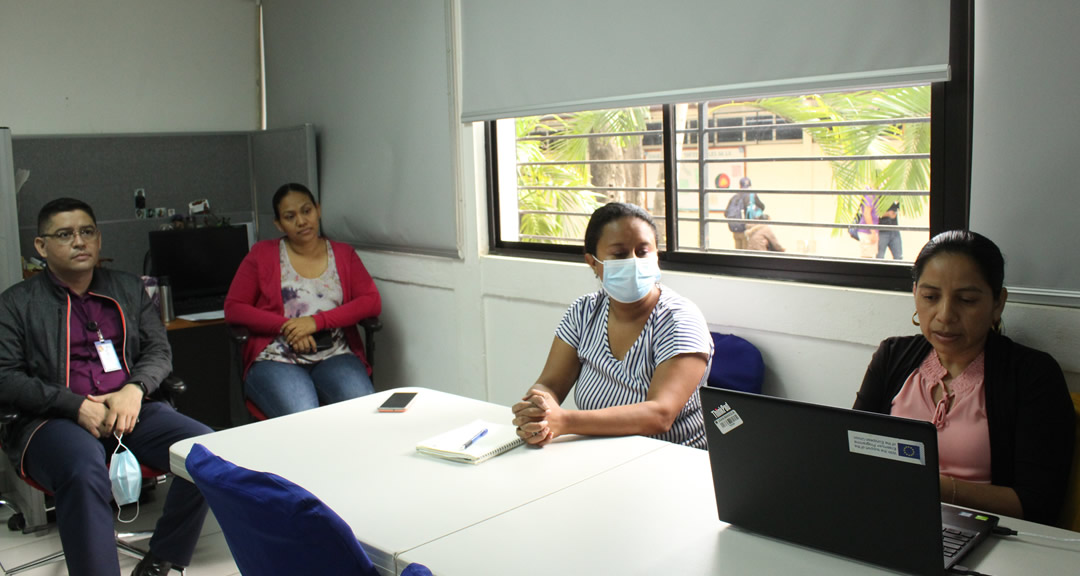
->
xmin=262 ymin=0 xmax=458 ymax=255
xmin=969 ymin=0 xmax=1080 ymax=305
xmin=462 ymin=0 xmax=950 ymax=121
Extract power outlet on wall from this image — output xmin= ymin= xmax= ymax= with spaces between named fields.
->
xmin=134 ymin=188 xmax=147 ymax=218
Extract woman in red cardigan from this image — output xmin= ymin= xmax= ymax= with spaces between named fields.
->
xmin=224 ymin=183 xmax=381 ymax=417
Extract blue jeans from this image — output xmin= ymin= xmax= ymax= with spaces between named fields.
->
xmin=876 ymin=230 xmax=903 ymax=260
xmin=23 ymin=401 xmax=211 ymax=575
xmin=245 ymin=353 xmax=374 ymax=418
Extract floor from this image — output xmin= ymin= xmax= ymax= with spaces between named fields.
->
xmin=0 ymin=477 xmax=239 ymax=576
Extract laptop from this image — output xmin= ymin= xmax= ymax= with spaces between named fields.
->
xmin=699 ymin=387 xmax=998 ymax=576
xmin=148 ymin=226 xmax=250 ymax=315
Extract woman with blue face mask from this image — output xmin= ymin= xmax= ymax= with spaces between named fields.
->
xmin=511 ymin=203 xmax=714 ymax=448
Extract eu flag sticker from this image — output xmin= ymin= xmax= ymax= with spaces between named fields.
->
xmin=897 ymin=442 xmax=922 ymax=461
xmin=848 ymin=431 xmax=926 ymax=465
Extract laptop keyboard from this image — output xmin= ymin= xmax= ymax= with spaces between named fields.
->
xmin=942 ymin=526 xmax=976 ymax=559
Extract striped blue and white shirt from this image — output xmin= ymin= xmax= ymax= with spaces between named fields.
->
xmin=555 ymin=285 xmax=713 ymax=448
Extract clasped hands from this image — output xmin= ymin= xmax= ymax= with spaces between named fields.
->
xmin=511 ymin=388 xmax=561 ymax=446
xmin=77 ymin=384 xmax=143 ymax=438
xmin=281 ymin=316 xmax=319 ymax=353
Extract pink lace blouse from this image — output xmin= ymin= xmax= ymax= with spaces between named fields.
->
xmin=890 ymin=351 xmax=992 ymax=483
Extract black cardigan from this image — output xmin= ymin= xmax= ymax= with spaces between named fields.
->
xmin=854 ymin=332 xmax=1075 ymax=526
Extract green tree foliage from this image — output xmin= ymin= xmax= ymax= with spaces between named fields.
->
xmin=735 ymin=86 xmax=930 ymax=232
xmin=516 ymin=108 xmax=651 ymax=243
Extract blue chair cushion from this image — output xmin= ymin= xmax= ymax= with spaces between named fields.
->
xmin=707 ymin=333 xmax=765 ymax=394
xmin=186 ymin=443 xmax=383 ymax=576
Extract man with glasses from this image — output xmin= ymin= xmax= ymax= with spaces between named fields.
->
xmin=0 ymin=198 xmax=211 ymax=576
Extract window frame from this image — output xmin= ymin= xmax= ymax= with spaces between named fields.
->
xmin=485 ymin=1 xmax=973 ymax=291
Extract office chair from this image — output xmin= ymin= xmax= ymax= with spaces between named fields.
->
xmin=228 ymin=317 xmax=382 ymax=423
xmin=1060 ymin=392 xmax=1080 ymax=531
xmin=706 ymin=332 xmax=765 ymax=394
xmin=0 ymin=377 xmax=187 ymax=575
xmin=185 ymin=443 xmax=432 ymax=576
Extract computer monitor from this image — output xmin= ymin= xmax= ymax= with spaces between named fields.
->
xmin=148 ymin=226 xmax=250 ymax=303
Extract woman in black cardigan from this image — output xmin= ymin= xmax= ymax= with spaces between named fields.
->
xmin=854 ymin=231 xmax=1074 ymax=525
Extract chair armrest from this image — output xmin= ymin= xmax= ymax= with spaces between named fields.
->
xmin=359 ymin=316 xmax=382 ymax=336
xmin=0 ymin=404 xmax=18 ymax=426
xmin=227 ymin=323 xmax=250 ymax=343
xmin=149 ymin=374 xmax=186 ymax=407
xmin=358 ymin=316 xmax=381 ymax=370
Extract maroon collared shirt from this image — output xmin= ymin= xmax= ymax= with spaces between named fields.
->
xmin=48 ymin=271 xmax=129 ymax=396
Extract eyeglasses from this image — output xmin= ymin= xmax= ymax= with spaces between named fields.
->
xmin=39 ymin=226 xmax=99 ymax=244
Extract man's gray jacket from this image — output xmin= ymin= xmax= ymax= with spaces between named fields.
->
xmin=0 ymin=268 xmax=172 ymax=472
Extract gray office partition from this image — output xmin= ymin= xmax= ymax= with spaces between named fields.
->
xmin=251 ymin=124 xmax=319 ymax=241
xmin=0 ymin=128 xmax=20 ymax=291
xmin=11 ymin=126 xmax=316 ymax=276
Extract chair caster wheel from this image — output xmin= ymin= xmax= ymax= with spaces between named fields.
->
xmin=8 ymin=513 xmax=25 ymax=531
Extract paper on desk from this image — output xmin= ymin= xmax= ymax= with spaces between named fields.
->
xmin=416 ymin=419 xmax=523 ymax=465
xmin=177 ymin=310 xmax=226 ymax=321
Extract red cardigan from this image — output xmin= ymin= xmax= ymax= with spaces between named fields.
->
xmin=224 ymin=238 xmax=381 ymax=376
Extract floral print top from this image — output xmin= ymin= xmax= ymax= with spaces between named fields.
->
xmin=255 ymin=240 xmax=350 ymax=365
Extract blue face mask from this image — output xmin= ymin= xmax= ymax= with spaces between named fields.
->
xmin=594 ymin=256 xmax=661 ymax=303
xmin=110 ymin=433 xmax=142 ymax=522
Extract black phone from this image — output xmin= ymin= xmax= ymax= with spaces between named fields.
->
xmin=313 ymin=330 xmax=334 ymax=351
xmin=378 ymin=392 xmax=417 ymax=413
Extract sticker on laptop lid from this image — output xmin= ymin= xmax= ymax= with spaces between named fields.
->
xmin=847 ymin=431 xmax=925 ymax=465
xmin=709 ymin=402 xmax=744 ymax=434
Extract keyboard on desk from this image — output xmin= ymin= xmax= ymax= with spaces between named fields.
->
xmin=942 ymin=526 xmax=976 ymax=560
xmin=173 ymin=294 xmax=227 ymax=316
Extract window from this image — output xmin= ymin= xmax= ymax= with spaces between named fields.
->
xmin=484 ymin=4 xmax=972 ymax=291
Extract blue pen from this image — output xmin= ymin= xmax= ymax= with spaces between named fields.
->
xmin=461 ymin=428 xmax=488 ymax=450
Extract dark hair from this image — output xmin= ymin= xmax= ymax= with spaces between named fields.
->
xmin=37 ymin=197 xmax=96 ymax=234
xmin=912 ymin=230 xmax=1005 ymax=299
xmin=583 ymin=202 xmax=657 ymax=255
xmin=272 ymin=183 xmax=317 ymax=220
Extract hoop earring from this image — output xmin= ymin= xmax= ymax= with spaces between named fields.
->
xmin=992 ymin=318 xmax=1003 ymax=334
xmin=911 ymin=311 xmax=920 ymax=326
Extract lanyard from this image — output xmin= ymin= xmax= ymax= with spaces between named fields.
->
xmin=69 ymin=296 xmax=106 ymax=342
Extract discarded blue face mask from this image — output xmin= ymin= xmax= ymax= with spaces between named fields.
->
xmin=110 ymin=432 xmax=142 ymax=522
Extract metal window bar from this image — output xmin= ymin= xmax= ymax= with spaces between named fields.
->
xmin=518 ymin=159 xmax=663 ymax=166
xmin=686 ymin=218 xmax=927 ymax=232
xmin=676 ymin=154 xmax=928 ymax=163
xmin=677 ymin=189 xmax=929 ymax=197
xmin=518 ymin=186 xmax=663 ymax=193
xmin=518 ymin=130 xmax=658 ymax=141
xmin=512 ymin=108 xmax=930 ymax=249
xmin=696 ymin=103 xmax=708 ymax=250
xmin=675 ymin=116 xmax=930 ymax=134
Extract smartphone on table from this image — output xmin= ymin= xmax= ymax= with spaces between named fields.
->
xmin=378 ymin=392 xmax=417 ymax=413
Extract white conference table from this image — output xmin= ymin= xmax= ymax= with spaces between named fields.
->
xmin=398 ymin=442 xmax=1080 ymax=575
xmin=169 ymin=387 xmax=669 ymax=574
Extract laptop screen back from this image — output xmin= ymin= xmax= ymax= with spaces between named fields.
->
xmin=700 ymin=387 xmax=945 ymax=576
xmin=148 ymin=226 xmax=250 ymax=301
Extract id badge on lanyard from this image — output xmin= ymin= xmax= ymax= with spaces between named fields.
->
xmin=93 ymin=332 xmax=123 ymax=373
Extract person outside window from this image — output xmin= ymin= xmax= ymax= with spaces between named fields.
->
xmin=877 ymin=201 xmax=903 ymax=259
xmin=724 ymin=177 xmax=765 ymax=250
xmin=745 ymin=213 xmax=785 ymax=252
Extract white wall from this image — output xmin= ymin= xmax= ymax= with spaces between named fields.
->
xmin=0 ymin=0 xmax=260 ymax=134
xmin=345 ymin=2 xmax=1080 ymax=409
xmin=6 ymin=1 xmax=1074 ymax=410
xmin=359 ymin=127 xmax=1080 ymax=410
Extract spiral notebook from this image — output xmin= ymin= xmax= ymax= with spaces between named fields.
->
xmin=415 ymin=419 xmax=524 ymax=464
